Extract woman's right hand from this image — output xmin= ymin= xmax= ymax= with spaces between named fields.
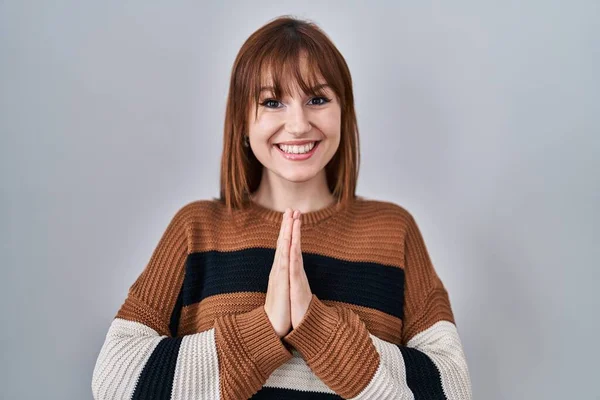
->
xmin=264 ymin=208 xmax=296 ymax=338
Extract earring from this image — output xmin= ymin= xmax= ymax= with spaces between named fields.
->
xmin=243 ymin=135 xmax=250 ymax=148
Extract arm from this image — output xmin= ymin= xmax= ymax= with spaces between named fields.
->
xmin=282 ymin=213 xmax=472 ymax=399
xmin=91 ymin=203 xmax=292 ymax=400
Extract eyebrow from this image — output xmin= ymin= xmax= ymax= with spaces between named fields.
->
xmin=259 ymin=83 xmax=331 ymax=93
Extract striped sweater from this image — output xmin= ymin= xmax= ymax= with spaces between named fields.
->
xmin=92 ymin=197 xmax=472 ymax=399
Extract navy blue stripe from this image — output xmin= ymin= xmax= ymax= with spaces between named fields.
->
xmin=251 ymin=386 xmax=343 ymax=399
xmin=183 ymin=248 xmax=404 ymax=319
xmin=398 ymin=346 xmax=446 ymax=399
xmin=132 ymin=337 xmax=183 ymax=400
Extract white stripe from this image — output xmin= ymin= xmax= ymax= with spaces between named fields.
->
xmin=172 ymin=327 xmax=220 ymax=399
xmin=92 ymin=318 xmax=164 ymax=400
xmin=351 ymin=335 xmax=415 ymax=400
xmin=407 ymin=320 xmax=472 ymax=399
xmin=262 ymin=349 xmax=337 ymax=394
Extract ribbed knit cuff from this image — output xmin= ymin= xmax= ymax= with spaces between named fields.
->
xmin=235 ymin=306 xmax=293 ymax=377
xmin=283 ymin=294 xmax=340 ymax=361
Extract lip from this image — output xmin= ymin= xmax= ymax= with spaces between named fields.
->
xmin=274 ymin=140 xmax=321 ymax=161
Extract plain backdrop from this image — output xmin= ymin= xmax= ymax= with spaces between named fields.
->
xmin=1 ymin=1 xmax=598 ymax=399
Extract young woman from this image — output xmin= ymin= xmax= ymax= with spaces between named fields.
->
xmin=92 ymin=15 xmax=472 ymax=400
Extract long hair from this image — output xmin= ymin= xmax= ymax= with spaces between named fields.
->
xmin=218 ymin=15 xmax=361 ymax=212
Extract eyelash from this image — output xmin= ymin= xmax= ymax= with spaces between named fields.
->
xmin=259 ymin=96 xmax=332 ymax=109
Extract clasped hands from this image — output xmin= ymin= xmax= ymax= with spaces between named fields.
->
xmin=263 ymin=208 xmax=313 ymax=338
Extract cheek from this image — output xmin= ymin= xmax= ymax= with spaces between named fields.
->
xmin=247 ymin=122 xmax=277 ymax=145
xmin=318 ymin=110 xmax=342 ymax=137
xmin=249 ymin=112 xmax=279 ymax=132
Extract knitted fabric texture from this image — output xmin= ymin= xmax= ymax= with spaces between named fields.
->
xmin=92 ymin=197 xmax=472 ymax=399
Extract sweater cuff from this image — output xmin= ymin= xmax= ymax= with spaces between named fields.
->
xmin=283 ymin=294 xmax=340 ymax=361
xmin=235 ymin=306 xmax=293 ymax=377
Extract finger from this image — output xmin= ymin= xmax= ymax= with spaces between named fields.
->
xmin=290 ymin=216 xmax=302 ymax=275
xmin=290 ymin=217 xmax=297 ymax=269
xmin=271 ymin=208 xmax=289 ymax=277
xmin=291 ymin=216 xmax=300 ymax=254
xmin=280 ymin=209 xmax=293 ymax=271
xmin=297 ymin=214 xmax=302 ymax=262
xmin=277 ymin=208 xmax=290 ymax=246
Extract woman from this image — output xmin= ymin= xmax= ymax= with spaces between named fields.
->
xmin=92 ymin=15 xmax=472 ymax=400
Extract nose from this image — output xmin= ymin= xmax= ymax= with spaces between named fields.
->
xmin=284 ymin=103 xmax=312 ymax=135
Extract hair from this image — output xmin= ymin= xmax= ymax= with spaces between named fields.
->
xmin=218 ymin=15 xmax=361 ymax=212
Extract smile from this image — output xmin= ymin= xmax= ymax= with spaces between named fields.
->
xmin=273 ymin=141 xmax=321 ymax=161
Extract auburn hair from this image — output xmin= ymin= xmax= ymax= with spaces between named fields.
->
xmin=218 ymin=15 xmax=361 ymax=212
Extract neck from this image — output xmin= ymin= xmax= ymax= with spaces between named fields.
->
xmin=250 ymin=169 xmax=335 ymax=213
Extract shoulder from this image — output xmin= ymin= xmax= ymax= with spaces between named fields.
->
xmin=172 ymin=198 xmax=227 ymax=222
xmin=169 ymin=198 xmax=245 ymax=236
xmin=354 ymin=195 xmax=417 ymax=230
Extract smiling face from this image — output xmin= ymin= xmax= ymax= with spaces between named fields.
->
xmin=246 ymin=55 xmax=342 ymax=185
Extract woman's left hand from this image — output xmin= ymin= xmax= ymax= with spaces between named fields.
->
xmin=289 ymin=210 xmax=313 ymax=329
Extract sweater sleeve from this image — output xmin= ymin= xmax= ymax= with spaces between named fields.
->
xmin=282 ymin=213 xmax=472 ymax=399
xmin=91 ymin=204 xmax=293 ymax=400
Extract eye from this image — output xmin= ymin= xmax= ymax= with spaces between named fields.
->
xmin=309 ymin=96 xmax=332 ymax=106
xmin=260 ymin=99 xmax=282 ymax=109
xmin=259 ymin=96 xmax=332 ymax=109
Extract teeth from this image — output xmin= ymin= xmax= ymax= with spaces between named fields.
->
xmin=277 ymin=141 xmax=317 ymax=154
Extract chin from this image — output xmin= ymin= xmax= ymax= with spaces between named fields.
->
xmin=278 ymin=169 xmax=319 ymax=183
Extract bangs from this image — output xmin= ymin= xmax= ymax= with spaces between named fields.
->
xmin=248 ymin=46 xmax=339 ymax=119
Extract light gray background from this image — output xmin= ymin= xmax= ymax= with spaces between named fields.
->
xmin=1 ymin=1 xmax=598 ymax=399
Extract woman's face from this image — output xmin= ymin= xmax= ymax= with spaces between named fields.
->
xmin=246 ymin=67 xmax=341 ymax=186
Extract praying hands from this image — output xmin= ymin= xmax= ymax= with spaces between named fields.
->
xmin=263 ymin=208 xmax=313 ymax=337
